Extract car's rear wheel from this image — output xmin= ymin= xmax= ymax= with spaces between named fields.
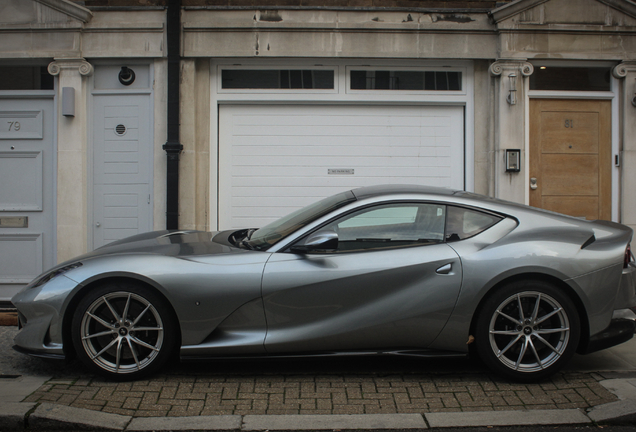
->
xmin=475 ymin=280 xmax=580 ymax=382
xmin=71 ymin=282 xmax=177 ymax=380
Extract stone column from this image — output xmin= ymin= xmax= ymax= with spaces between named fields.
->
xmin=489 ymin=59 xmax=534 ymax=204
xmin=48 ymin=58 xmax=93 ymax=263
xmin=178 ymin=59 xmax=211 ymax=232
xmin=613 ymin=62 xmax=636 ymax=230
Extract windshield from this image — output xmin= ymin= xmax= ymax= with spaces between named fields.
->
xmin=247 ymin=191 xmax=356 ymax=250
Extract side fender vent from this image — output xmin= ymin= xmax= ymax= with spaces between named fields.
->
xmin=581 ymin=235 xmax=596 ymax=250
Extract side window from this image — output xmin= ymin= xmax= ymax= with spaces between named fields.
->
xmin=445 ymin=206 xmax=502 ymax=242
xmin=322 ymin=203 xmax=446 ymax=252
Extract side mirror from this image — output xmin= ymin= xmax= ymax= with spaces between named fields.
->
xmin=290 ymin=230 xmax=338 ymax=253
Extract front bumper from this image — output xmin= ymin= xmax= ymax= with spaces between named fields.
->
xmin=12 ymin=344 xmax=66 ymax=360
xmin=11 ymin=274 xmax=79 ymax=359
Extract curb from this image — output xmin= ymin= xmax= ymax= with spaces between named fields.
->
xmin=1 ymin=378 xmax=635 ymax=430
xmin=0 ymin=402 xmax=633 ymax=431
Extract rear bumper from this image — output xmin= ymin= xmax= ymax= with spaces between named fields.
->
xmin=582 ymin=262 xmax=636 ymax=353
xmin=582 ymin=311 xmax=635 ymax=354
xmin=615 ymin=262 xmax=636 ymax=310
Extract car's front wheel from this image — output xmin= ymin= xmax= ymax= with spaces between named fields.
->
xmin=475 ymin=280 xmax=580 ymax=382
xmin=71 ymin=282 xmax=177 ymax=380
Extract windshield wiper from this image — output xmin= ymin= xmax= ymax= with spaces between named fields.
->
xmin=239 ymin=229 xmax=257 ymax=250
xmin=240 ymin=239 xmax=255 ymax=250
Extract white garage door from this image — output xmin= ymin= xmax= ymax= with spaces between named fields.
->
xmin=219 ymin=104 xmax=464 ymax=230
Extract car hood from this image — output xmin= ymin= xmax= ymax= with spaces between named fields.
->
xmin=61 ymin=230 xmax=244 ymax=265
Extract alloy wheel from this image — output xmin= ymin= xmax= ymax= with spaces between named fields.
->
xmin=488 ymin=291 xmax=570 ymax=373
xmin=79 ymin=291 xmax=164 ymax=375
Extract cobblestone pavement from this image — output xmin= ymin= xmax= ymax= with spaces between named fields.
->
xmin=20 ymin=368 xmax=619 ymax=417
xmin=0 ymin=326 xmax=622 ymax=419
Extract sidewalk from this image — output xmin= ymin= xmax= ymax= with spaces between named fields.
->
xmin=1 ymin=324 xmax=636 ymax=430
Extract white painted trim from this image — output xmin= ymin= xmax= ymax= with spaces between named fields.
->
xmin=0 ymin=90 xmax=56 ymax=98
xmin=524 ymin=76 xmax=530 ymax=206
xmin=459 ymin=62 xmax=475 ymax=192
xmin=210 ymin=67 xmax=219 ymax=231
xmin=91 ymin=89 xmax=153 ymax=96
xmin=611 ymin=75 xmax=620 ymax=223
xmin=528 ymin=91 xmax=615 ymax=100
xmin=51 ymin=81 xmax=58 ymax=265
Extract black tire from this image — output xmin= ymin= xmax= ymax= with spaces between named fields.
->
xmin=71 ymin=282 xmax=177 ymax=380
xmin=474 ymin=280 xmax=580 ymax=382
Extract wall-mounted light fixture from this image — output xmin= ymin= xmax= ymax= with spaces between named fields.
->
xmin=118 ymin=66 xmax=136 ymax=86
xmin=507 ymin=73 xmax=517 ymax=105
xmin=62 ymin=87 xmax=75 ymax=117
xmin=505 ymin=149 xmax=521 ymax=172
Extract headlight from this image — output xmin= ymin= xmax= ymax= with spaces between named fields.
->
xmin=31 ymin=263 xmax=83 ymax=288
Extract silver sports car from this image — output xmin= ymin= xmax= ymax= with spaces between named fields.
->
xmin=12 ymin=185 xmax=636 ymax=381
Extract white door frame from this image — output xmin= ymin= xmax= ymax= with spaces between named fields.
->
xmin=526 ymin=60 xmax=619 ymax=222
xmin=0 ymin=90 xmax=57 ymax=301
xmin=88 ymin=62 xmax=155 ymax=250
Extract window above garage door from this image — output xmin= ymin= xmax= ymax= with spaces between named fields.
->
xmin=222 ymin=69 xmax=335 ymax=90
xmin=349 ymin=69 xmax=462 ymax=92
xmin=217 ymin=63 xmax=467 ymax=97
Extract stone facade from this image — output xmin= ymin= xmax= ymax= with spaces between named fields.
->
xmin=1 ymin=0 xmax=635 ymax=280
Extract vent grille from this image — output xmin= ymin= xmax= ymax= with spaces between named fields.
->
xmin=115 ymin=124 xmax=126 ymax=135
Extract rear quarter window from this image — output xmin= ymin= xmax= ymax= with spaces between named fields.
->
xmin=445 ymin=206 xmax=502 ymax=242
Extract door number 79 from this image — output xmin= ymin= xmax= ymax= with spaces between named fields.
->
xmin=7 ymin=121 xmax=21 ymax=131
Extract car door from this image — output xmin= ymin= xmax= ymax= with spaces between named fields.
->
xmin=261 ymin=202 xmax=463 ymax=354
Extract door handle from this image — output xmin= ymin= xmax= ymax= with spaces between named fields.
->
xmin=530 ymin=177 xmax=538 ymax=190
xmin=96 ymin=222 xmax=101 ymax=227
xmin=436 ymin=263 xmax=452 ymax=275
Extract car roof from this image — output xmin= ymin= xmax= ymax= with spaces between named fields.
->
xmin=351 ymin=184 xmax=458 ymax=200
xmin=349 ymin=184 xmax=570 ymax=221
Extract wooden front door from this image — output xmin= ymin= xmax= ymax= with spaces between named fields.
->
xmin=529 ymin=99 xmax=611 ymax=220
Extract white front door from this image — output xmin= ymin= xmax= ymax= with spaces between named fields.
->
xmin=218 ymin=104 xmax=464 ymax=230
xmin=0 ymin=95 xmax=55 ymax=301
xmin=92 ymin=94 xmax=152 ymax=249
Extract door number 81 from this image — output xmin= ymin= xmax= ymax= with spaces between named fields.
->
xmin=564 ymin=119 xmax=574 ymax=128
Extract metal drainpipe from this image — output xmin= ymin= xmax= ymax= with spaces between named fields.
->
xmin=163 ymin=0 xmax=183 ymax=230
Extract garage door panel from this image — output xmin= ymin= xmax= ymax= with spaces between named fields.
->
xmin=232 ymin=125 xmax=425 ymax=138
xmin=219 ymin=104 xmax=464 ymax=230
xmin=233 ymin=155 xmax=436 ymax=168
xmin=229 ymin=166 xmax=453 ymax=179
xmin=235 ymin=113 xmax=427 ymax=127
xmin=232 ymin=136 xmax=425 ymax=148
xmin=231 ymin=145 xmax=430 ymax=157
xmin=229 ymin=172 xmax=451 ymax=189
